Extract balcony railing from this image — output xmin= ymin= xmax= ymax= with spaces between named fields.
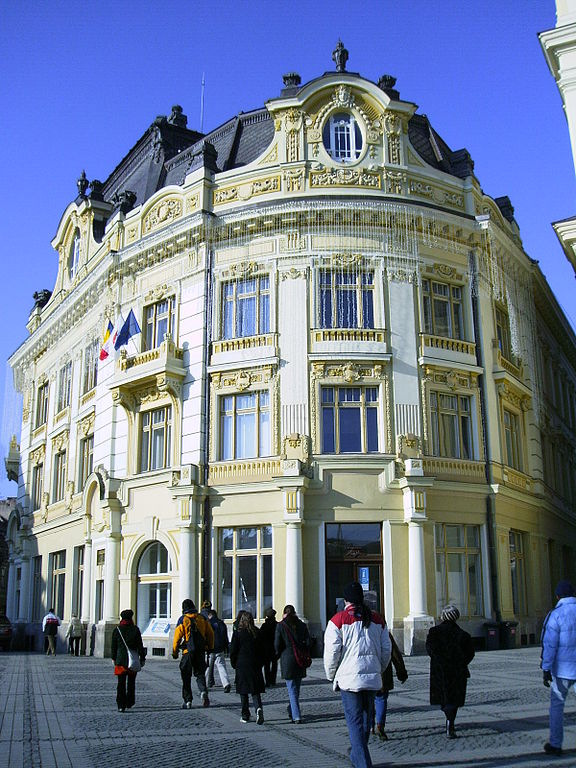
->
xmin=208 ymin=458 xmax=283 ymax=485
xmin=212 ymin=333 xmax=276 ymax=355
xmin=421 ymin=334 xmax=476 ymax=356
xmin=313 ymin=328 xmax=385 ymax=343
xmin=422 ymin=456 xmax=486 ymax=483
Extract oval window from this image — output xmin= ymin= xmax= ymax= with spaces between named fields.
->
xmin=322 ymin=112 xmax=363 ymax=163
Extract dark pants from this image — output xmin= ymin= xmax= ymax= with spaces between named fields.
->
xmin=179 ymin=654 xmax=207 ymax=703
xmin=240 ymin=692 xmax=263 ymax=719
xmin=263 ymin=657 xmax=278 ymax=686
xmin=442 ymin=704 xmax=458 ymax=724
xmin=116 ymin=672 xmax=136 ymax=710
xmin=68 ymin=636 xmax=80 ymax=656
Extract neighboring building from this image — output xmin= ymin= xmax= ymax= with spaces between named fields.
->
xmin=5 ymin=44 xmax=576 ymax=658
xmin=0 ymin=498 xmax=15 ymax=615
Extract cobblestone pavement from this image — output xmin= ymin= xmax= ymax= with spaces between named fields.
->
xmin=0 ymin=646 xmax=575 ymax=768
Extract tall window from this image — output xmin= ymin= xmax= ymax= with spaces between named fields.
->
xmin=79 ymin=435 xmax=94 ymax=489
xmin=82 ymin=340 xmax=99 ymax=394
xmin=140 ymin=406 xmax=172 ymax=472
xmin=222 ymin=276 xmax=270 ymax=339
xmin=509 ymin=530 xmax=527 ymax=615
xmin=53 ymin=450 xmax=67 ymax=502
xmin=321 ymin=386 xmax=379 ymax=454
xmin=495 ymin=306 xmax=513 ymax=362
xmin=137 ymin=542 xmax=172 ymax=628
xmin=73 ymin=546 xmax=84 ymax=618
xmin=319 ymin=270 xmax=374 ymax=329
xmin=31 ymin=463 xmax=44 ymax=511
xmin=435 ymin=524 xmax=483 ymax=617
xmin=503 ymin=409 xmax=523 ymax=471
xmin=144 ymin=297 xmax=176 ymax=350
xmin=31 ymin=556 xmax=43 ymax=621
xmin=220 ymin=391 xmax=270 ymax=460
xmin=422 ymin=279 xmax=464 ymax=339
xmin=430 ymin=392 xmax=473 ymax=459
xmin=220 ymin=526 xmax=272 ymax=621
xmin=35 ymin=382 xmax=49 ymax=428
xmin=68 ymin=230 xmax=81 ymax=280
xmin=57 ymin=361 xmax=72 ymax=412
xmin=50 ymin=550 xmax=66 ymax=619
xmin=323 ymin=112 xmax=363 ymax=162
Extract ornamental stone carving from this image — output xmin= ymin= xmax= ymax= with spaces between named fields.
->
xmin=143 ymin=198 xmax=182 ymax=234
xmin=310 ymin=168 xmax=381 ymax=188
xmin=52 ymin=430 xmax=70 ymax=453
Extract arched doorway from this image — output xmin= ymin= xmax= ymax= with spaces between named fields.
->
xmin=136 ymin=542 xmax=172 ymax=629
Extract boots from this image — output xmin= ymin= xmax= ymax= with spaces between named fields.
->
xmin=446 ymin=719 xmax=457 ymax=739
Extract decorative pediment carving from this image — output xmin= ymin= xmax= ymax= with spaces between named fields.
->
xmin=143 ymin=198 xmax=182 ymax=234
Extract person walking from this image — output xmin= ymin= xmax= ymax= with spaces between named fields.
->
xmin=275 ymin=604 xmax=310 ymax=724
xmin=541 ymin=580 xmax=576 ymax=756
xmin=172 ymin=599 xmax=214 ymax=709
xmin=205 ymin=607 xmax=231 ymax=693
xmin=373 ymin=630 xmax=408 ymax=740
xmin=324 ymin=582 xmax=391 ymax=768
xmin=260 ymin=607 xmax=278 ymax=687
xmin=426 ymin=604 xmax=475 ymax=738
xmin=230 ymin=610 xmax=266 ymax=724
xmin=111 ymin=609 xmax=146 ymax=712
xmin=66 ymin=614 xmax=82 ymax=656
xmin=42 ymin=608 xmax=60 ymax=655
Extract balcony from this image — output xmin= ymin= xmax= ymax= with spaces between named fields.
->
xmin=419 ymin=334 xmax=477 ymax=367
xmin=113 ymin=336 xmax=185 ymax=389
xmin=311 ymin=327 xmax=387 ymax=357
xmin=422 ymin=456 xmax=486 ymax=483
xmin=208 ymin=458 xmax=283 ymax=486
xmin=210 ymin=333 xmax=278 ymax=368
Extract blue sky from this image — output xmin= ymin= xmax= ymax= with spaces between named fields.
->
xmin=0 ymin=1 xmax=574 ymax=498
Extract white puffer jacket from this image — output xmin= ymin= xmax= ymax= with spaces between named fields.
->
xmin=542 ymin=596 xmax=576 ymax=679
xmin=323 ymin=605 xmax=392 ymax=692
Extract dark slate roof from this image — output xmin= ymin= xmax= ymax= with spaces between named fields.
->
xmin=407 ymin=114 xmax=473 ymax=179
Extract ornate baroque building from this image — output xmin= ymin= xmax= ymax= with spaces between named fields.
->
xmin=5 ymin=44 xmax=576 ymax=657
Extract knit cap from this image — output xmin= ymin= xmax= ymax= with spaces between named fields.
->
xmin=440 ymin=604 xmax=460 ymax=622
xmin=343 ymin=582 xmax=364 ymax=605
xmin=556 ymin=580 xmax=575 ymax=598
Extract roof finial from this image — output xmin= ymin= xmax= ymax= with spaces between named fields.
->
xmin=332 ymin=40 xmax=348 ymax=72
xmin=77 ymin=170 xmax=88 ymax=197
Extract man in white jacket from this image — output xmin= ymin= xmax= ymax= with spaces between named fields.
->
xmin=324 ymin=582 xmax=392 ymax=768
xmin=541 ymin=580 xmax=576 ymax=756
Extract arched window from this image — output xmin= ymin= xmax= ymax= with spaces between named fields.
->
xmin=68 ymin=230 xmax=81 ymax=280
xmin=137 ymin=542 xmax=172 ymax=627
xmin=323 ymin=112 xmax=363 ymax=163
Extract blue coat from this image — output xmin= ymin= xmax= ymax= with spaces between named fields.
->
xmin=542 ymin=597 xmax=576 ymax=679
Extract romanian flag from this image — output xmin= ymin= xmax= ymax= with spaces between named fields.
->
xmin=99 ymin=320 xmax=114 ymax=361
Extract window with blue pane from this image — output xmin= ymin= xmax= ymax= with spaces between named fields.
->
xmin=321 ymin=386 xmax=379 ymax=454
xmin=319 ymin=270 xmax=374 ymax=329
xmin=222 ymin=276 xmax=270 ymax=339
xmin=220 ymin=391 xmax=270 ymax=460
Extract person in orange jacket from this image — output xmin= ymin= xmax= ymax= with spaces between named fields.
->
xmin=172 ymin=599 xmax=214 ymax=709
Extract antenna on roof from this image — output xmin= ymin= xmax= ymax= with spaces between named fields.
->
xmin=200 ymin=72 xmax=205 ymax=133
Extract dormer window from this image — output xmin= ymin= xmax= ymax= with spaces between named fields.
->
xmin=323 ymin=112 xmax=363 ymax=163
xmin=68 ymin=230 xmax=81 ymax=280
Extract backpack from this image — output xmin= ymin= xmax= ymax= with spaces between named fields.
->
xmin=211 ymin=618 xmax=229 ymax=652
xmin=182 ymin=614 xmax=207 ymax=674
xmin=282 ymin=620 xmax=312 ymax=669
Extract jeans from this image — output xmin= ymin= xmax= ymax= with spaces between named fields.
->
xmin=340 ymin=690 xmax=375 ymax=768
xmin=206 ymin=652 xmax=230 ymax=687
xmin=286 ymin=677 xmax=302 ymax=721
xmin=549 ymin=676 xmax=576 ymax=748
xmin=374 ymin=690 xmax=389 ymax=727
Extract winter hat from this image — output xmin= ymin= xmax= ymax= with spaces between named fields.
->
xmin=264 ymin=607 xmax=277 ymax=619
xmin=343 ymin=582 xmax=364 ymax=605
xmin=556 ymin=580 xmax=575 ymax=598
xmin=120 ymin=609 xmax=134 ymax=621
xmin=201 ymin=600 xmax=212 ymax=610
xmin=441 ymin=604 xmax=460 ymax=622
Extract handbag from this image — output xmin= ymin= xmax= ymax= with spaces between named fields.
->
xmin=118 ymin=628 xmax=141 ymax=672
xmin=282 ymin=620 xmax=312 ymax=669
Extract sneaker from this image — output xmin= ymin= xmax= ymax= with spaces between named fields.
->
xmin=544 ymin=743 xmax=563 ymax=756
xmin=293 ymin=719 xmax=302 ymax=725
xmin=201 ymin=692 xmax=210 ymax=708
xmin=224 ymin=684 xmax=231 ymax=693
xmin=240 ymin=714 xmax=250 ymax=723
xmin=256 ymin=708 xmax=264 ymax=725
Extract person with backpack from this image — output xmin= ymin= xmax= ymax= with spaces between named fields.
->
xmin=42 ymin=608 xmax=61 ymax=655
xmin=230 ymin=610 xmax=266 ymax=724
xmin=172 ymin=599 xmax=214 ymax=709
xmin=275 ymin=604 xmax=311 ymax=724
xmin=205 ymin=608 xmax=231 ymax=692
xmin=324 ymin=582 xmax=391 ymax=768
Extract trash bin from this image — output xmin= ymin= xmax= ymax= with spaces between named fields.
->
xmin=484 ymin=622 xmax=500 ymax=651
xmin=500 ymin=621 xmax=518 ymax=649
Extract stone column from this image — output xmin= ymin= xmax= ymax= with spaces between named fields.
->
xmin=81 ymin=539 xmax=93 ymax=623
xmin=103 ymin=532 xmax=121 ymax=622
xmin=5 ymin=558 xmax=16 ymax=621
xmin=18 ymin=557 xmax=31 ymax=622
xmin=276 ymin=460 xmax=309 ymax=619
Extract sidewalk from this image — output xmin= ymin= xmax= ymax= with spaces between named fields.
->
xmin=0 ymin=646 xmax=573 ymax=768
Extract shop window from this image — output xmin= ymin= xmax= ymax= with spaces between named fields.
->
xmin=220 ymin=526 xmax=272 ymax=621
xmin=140 ymin=406 xmax=172 ymax=472
xmin=220 ymin=391 xmax=270 ymax=460
xmin=435 ymin=524 xmax=483 ymax=617
xmin=430 ymin=392 xmax=473 ymax=459
xmin=319 ymin=269 xmax=374 ymax=329
xmin=144 ymin=297 xmax=176 ymax=350
xmin=422 ymin=279 xmax=464 ymax=339
xmin=222 ymin=275 xmax=270 ymax=339
xmin=321 ymin=386 xmax=379 ymax=454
